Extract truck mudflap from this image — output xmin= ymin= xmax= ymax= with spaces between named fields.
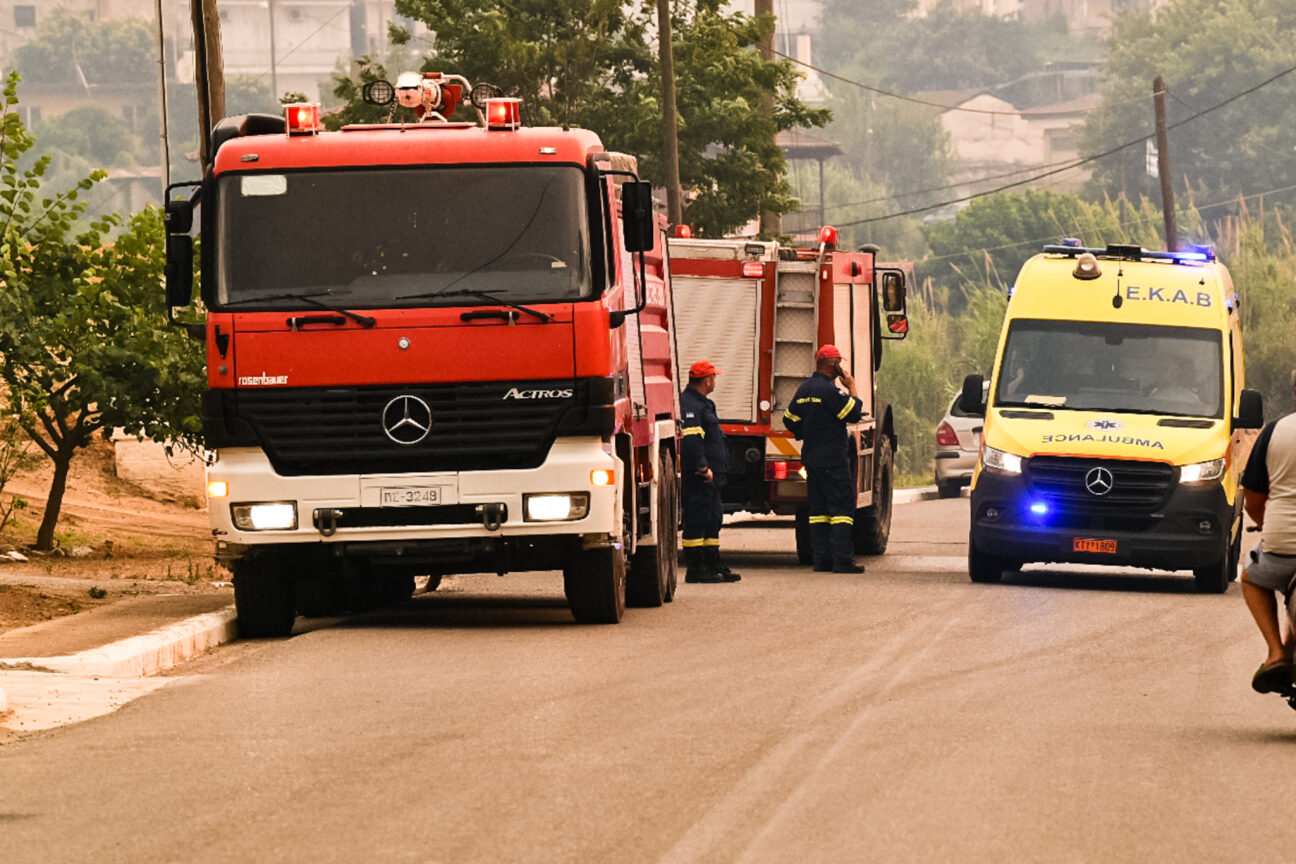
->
xmin=207 ymin=435 xmax=622 ymax=549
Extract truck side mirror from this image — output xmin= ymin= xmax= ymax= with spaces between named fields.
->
xmin=164 ymin=197 xmax=195 ymax=308
xmin=165 ymin=234 xmax=194 ymax=308
xmin=620 ymin=181 xmax=655 ymax=253
xmin=1235 ymin=388 xmax=1264 ymax=430
xmin=959 ymin=374 xmax=986 ymax=416
xmin=880 ymin=269 xmax=906 ymax=312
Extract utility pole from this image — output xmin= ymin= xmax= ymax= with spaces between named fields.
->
xmin=268 ymin=0 xmax=279 ymax=102
xmin=755 ymin=0 xmax=780 ymax=239
xmin=1153 ymin=75 xmax=1176 ymax=252
xmin=656 ymin=0 xmax=683 ymax=226
xmin=190 ymin=0 xmax=226 ymax=171
xmin=154 ymin=0 xmax=170 ymax=195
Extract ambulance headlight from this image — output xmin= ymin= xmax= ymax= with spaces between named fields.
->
xmin=982 ymin=446 xmax=1023 ymax=475
xmin=523 ymin=493 xmax=589 ymax=522
xmin=231 ymin=502 xmax=298 ymax=531
xmin=1180 ymin=457 xmax=1226 ymax=485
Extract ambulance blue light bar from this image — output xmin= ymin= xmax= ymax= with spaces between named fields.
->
xmin=1041 ymin=243 xmax=1215 ymax=264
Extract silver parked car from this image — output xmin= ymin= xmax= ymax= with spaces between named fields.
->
xmin=934 ymin=393 xmax=981 ymax=498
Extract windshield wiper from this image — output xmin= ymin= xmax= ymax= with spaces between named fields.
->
xmin=398 ymin=287 xmax=551 ymax=323
xmin=222 ymin=292 xmax=376 ymax=328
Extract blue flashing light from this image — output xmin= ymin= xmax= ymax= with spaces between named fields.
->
xmin=1060 ymin=237 xmax=1083 ymax=247
xmin=1171 ymin=251 xmax=1209 ymax=263
xmin=1007 ymin=284 xmax=1016 ymax=298
xmin=1029 ymin=501 xmax=1049 ymax=516
xmin=1187 ymin=243 xmax=1216 ymax=261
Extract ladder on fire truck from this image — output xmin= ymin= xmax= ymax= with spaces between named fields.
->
xmin=771 ymin=258 xmax=820 ymax=428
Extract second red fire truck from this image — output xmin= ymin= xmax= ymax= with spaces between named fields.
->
xmin=668 ymin=229 xmax=909 ymax=562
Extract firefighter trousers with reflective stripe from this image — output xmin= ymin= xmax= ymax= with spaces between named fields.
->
xmin=807 ymin=465 xmax=855 ymax=568
xmin=682 ymin=472 xmax=723 ymax=552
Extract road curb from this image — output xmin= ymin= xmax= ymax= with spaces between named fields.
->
xmin=5 ymin=605 xmax=238 ymax=679
xmin=894 ymin=486 xmax=939 ymax=505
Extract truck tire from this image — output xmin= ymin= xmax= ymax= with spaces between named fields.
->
xmin=296 ymin=565 xmax=347 ymax=618
xmin=564 ymin=546 xmax=626 ymax=624
xmin=233 ymin=556 xmax=297 ymax=638
xmin=628 ymin=451 xmax=679 ymax=607
xmin=794 ymin=506 xmax=812 ymax=565
xmin=854 ymin=436 xmax=894 ymax=555
xmin=968 ymin=537 xmax=1017 ymax=584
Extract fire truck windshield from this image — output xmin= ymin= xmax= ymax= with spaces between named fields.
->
xmin=214 ymin=165 xmax=592 ymax=308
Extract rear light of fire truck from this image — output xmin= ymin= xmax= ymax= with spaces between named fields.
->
xmin=741 ymin=262 xmax=765 ymax=278
xmin=673 ymin=225 xmax=693 ymax=239
xmin=765 ymin=460 xmax=805 ymax=481
xmin=486 ymin=98 xmax=522 ymax=131
xmin=284 ymin=103 xmax=321 ymax=135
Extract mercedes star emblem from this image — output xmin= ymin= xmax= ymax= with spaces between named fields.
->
xmin=382 ymin=395 xmax=432 ymax=445
xmin=1084 ymin=466 xmax=1114 ymax=496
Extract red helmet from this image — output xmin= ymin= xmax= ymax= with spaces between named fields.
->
xmin=815 ymin=344 xmax=843 ymax=361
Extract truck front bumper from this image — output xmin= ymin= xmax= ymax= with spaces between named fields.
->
xmin=207 ymin=436 xmax=620 ymax=570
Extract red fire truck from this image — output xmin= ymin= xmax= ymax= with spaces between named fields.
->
xmin=164 ymin=75 xmax=680 ymax=635
xmin=668 ymin=229 xmax=909 ymax=561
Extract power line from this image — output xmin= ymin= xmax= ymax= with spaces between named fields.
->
xmin=772 ymin=48 xmax=1148 ymax=117
xmin=922 ymin=180 xmax=1296 ymax=264
xmin=834 ymin=62 xmax=1296 ymax=227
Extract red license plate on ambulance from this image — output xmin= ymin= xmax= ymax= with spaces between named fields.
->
xmin=1074 ymin=538 xmax=1117 ymax=554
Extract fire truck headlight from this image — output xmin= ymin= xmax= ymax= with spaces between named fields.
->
xmin=231 ymin=502 xmax=298 ymax=531
xmin=982 ymin=446 xmax=1023 ymax=475
xmin=524 ymin=494 xmax=590 ymax=522
xmin=1180 ymin=457 xmax=1226 ymax=484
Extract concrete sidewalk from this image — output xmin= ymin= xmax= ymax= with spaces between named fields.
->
xmin=0 ymin=593 xmax=236 ymax=725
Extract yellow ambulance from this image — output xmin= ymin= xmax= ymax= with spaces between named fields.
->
xmin=959 ymin=241 xmax=1264 ymax=592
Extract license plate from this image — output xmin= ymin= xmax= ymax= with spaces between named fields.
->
xmin=1074 ymin=538 xmax=1117 ymax=554
xmin=380 ymin=486 xmax=441 ymax=507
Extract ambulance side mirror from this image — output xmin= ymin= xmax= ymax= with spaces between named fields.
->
xmin=959 ymin=374 xmax=986 ymax=417
xmin=620 ymin=181 xmax=655 ymax=253
xmin=1235 ymin=388 xmax=1264 ymax=430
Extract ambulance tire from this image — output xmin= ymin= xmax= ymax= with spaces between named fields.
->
xmin=794 ymin=506 xmax=812 ymax=565
xmin=968 ymin=538 xmax=1017 ymax=584
xmin=1193 ymin=540 xmax=1232 ymax=594
xmin=855 ymin=437 xmax=894 ymax=556
xmin=565 ymin=546 xmax=626 ymax=624
xmin=628 ymin=452 xmax=679 ymax=607
xmin=233 ymin=555 xmax=297 ymax=638
xmin=1228 ymin=526 xmax=1242 ymax=583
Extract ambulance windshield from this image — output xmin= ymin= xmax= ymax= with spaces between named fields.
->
xmin=996 ymin=319 xmax=1223 ymax=418
xmin=214 ymin=165 xmax=592 ymax=308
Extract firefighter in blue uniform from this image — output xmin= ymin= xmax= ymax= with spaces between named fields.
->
xmin=679 ymin=360 xmax=741 ymax=583
xmin=783 ymin=344 xmax=865 ymax=573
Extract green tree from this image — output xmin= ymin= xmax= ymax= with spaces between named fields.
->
xmin=0 ymin=74 xmax=204 ymax=550
xmin=35 ymin=107 xmax=135 ymax=167
xmin=920 ymin=190 xmax=1194 ymax=297
xmin=1080 ymin=0 xmax=1296 ymax=206
xmin=12 ymin=10 xmax=154 ymax=86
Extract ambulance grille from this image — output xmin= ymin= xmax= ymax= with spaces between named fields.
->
xmin=215 ymin=379 xmax=603 ymax=477
xmin=1024 ymin=456 xmax=1174 ymax=509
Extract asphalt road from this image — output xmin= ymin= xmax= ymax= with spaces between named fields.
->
xmin=3 ymin=495 xmax=1295 ymax=862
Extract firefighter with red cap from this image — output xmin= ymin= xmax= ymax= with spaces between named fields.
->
xmin=783 ymin=345 xmax=865 ymax=573
xmin=679 ymin=360 xmax=741 ymax=583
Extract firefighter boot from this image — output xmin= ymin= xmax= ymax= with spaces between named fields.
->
xmin=685 ymin=546 xmax=723 ymax=583
xmin=831 ymin=523 xmax=865 ymax=573
xmin=811 ymin=521 xmax=832 ymax=572
xmin=705 ymin=547 xmax=741 ymax=582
